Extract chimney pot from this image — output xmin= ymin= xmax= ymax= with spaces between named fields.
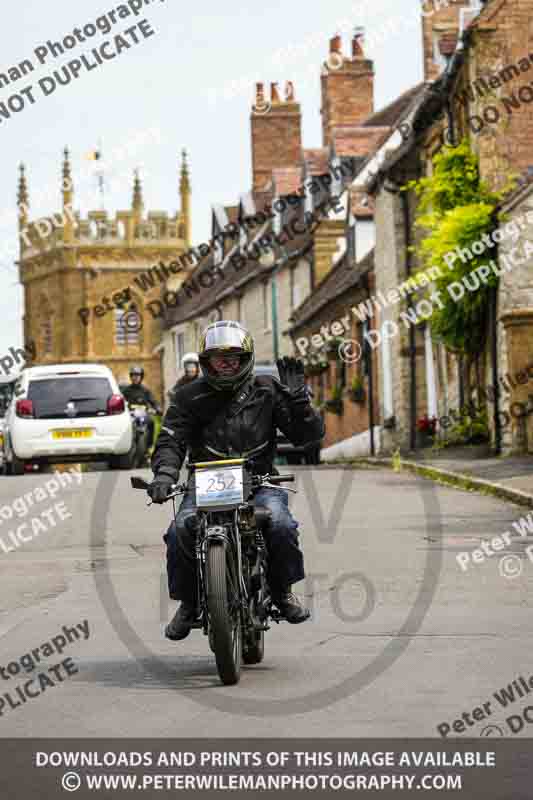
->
xmin=352 ymin=28 xmax=365 ymax=57
xmin=330 ymin=34 xmax=342 ymax=54
xmin=255 ymin=82 xmax=265 ymax=105
xmin=271 ymin=82 xmax=281 ymax=103
xmin=285 ymin=81 xmax=295 ymax=102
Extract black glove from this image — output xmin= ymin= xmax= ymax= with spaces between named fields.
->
xmin=147 ymin=473 xmax=174 ymax=504
xmin=276 ymin=357 xmax=310 ymax=405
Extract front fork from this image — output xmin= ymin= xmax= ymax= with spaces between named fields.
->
xmin=194 ymin=512 xmax=245 ymax=636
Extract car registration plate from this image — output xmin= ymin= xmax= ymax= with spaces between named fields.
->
xmin=52 ymin=429 xmax=93 ymax=439
xmin=194 ymin=465 xmax=244 ymax=508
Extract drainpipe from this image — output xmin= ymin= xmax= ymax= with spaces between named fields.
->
xmin=490 ymin=270 xmax=502 ymax=455
xmin=364 ymin=274 xmax=375 ymax=456
xmin=400 ymin=189 xmax=417 ymax=452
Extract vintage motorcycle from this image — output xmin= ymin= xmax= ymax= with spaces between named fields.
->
xmin=131 ymin=458 xmax=296 ymax=685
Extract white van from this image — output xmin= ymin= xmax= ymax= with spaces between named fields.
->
xmin=3 ymin=364 xmax=134 ymax=474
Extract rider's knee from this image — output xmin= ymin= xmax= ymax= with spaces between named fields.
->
xmin=175 ymin=512 xmax=198 ymax=538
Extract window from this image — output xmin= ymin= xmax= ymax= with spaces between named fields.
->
xmin=236 ymin=293 xmax=245 ymax=325
xmin=27 ymin=377 xmax=113 ymax=419
xmin=115 ymin=306 xmax=140 ymax=346
xmin=174 ymin=331 xmax=185 ymax=365
xmin=290 ymin=268 xmax=302 ymax=310
xmin=41 ymin=317 xmax=53 ymax=355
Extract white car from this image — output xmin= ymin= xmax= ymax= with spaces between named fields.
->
xmin=3 ymin=364 xmax=134 ymax=474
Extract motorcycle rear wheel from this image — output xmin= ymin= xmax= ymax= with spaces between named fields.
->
xmin=207 ymin=542 xmax=242 ymax=685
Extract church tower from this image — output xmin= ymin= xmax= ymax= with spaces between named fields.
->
xmin=17 ymin=150 xmax=193 ymax=404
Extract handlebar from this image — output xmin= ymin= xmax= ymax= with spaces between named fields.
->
xmin=264 ymin=474 xmax=295 ymax=484
xmin=131 ymin=470 xmax=297 ymax=505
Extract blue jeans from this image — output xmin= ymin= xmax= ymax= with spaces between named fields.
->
xmin=163 ymin=487 xmax=305 ymax=603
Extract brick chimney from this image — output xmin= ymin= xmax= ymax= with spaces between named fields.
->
xmin=320 ymin=30 xmax=374 ymax=148
xmin=422 ymin=0 xmax=472 ymax=82
xmin=251 ymin=81 xmax=302 ymax=192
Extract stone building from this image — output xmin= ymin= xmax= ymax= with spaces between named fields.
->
xmin=16 ymin=150 xmax=192 ymax=405
xmin=353 ymin=0 xmax=533 ymax=454
xmin=493 ymin=179 xmax=533 ymax=454
xmin=288 ymin=247 xmax=378 ymax=457
xmin=159 ymin=31 xmax=382 ymax=396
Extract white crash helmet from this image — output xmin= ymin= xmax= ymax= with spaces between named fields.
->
xmin=182 ymin=352 xmax=199 ymax=369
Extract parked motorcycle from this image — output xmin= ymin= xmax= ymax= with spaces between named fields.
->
xmin=131 ymin=458 xmax=297 ymax=685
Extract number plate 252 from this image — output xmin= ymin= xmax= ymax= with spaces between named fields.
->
xmin=194 ymin=466 xmax=244 ymax=508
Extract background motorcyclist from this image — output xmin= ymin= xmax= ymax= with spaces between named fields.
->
xmin=178 ymin=352 xmax=200 ymax=386
xmin=167 ymin=353 xmax=200 ymax=405
xmin=148 ymin=320 xmax=325 ymax=641
xmin=122 ymin=365 xmax=161 ymax=448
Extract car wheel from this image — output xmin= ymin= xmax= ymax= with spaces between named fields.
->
xmin=109 ymin=440 xmax=136 ymax=470
xmin=11 ymin=454 xmax=25 ymax=475
xmin=304 ymin=448 xmax=321 ymax=465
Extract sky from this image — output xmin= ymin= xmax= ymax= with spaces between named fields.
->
xmin=0 ymin=0 xmax=425 ymax=356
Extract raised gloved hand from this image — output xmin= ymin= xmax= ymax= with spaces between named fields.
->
xmin=147 ymin=473 xmax=174 ymax=504
xmin=276 ymin=357 xmax=310 ymax=406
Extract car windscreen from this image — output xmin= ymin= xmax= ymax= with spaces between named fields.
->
xmin=27 ymin=377 xmax=113 ymax=419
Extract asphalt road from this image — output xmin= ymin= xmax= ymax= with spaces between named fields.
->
xmin=1 ymin=464 xmax=532 ymax=738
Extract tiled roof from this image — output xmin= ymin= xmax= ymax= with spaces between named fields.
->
xmin=289 ymin=248 xmax=374 ymax=331
xmin=164 ymin=217 xmax=314 ymax=327
xmin=333 ymin=126 xmax=390 ymax=158
xmin=361 ymin=83 xmax=425 ymax=128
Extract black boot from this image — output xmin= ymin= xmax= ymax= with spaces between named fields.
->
xmin=273 ymin=589 xmax=310 ymax=624
xmin=165 ymin=602 xmax=197 ymax=641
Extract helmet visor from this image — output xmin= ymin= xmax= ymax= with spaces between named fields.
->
xmin=202 ymin=323 xmax=251 ymax=353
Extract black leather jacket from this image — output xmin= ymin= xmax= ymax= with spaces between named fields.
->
xmin=152 ymin=374 xmax=324 ymax=480
xmin=122 ymin=383 xmax=160 ymax=412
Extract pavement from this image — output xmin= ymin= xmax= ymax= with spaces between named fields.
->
xmin=354 ymin=448 xmax=533 ymax=508
xmin=1 ymin=464 xmax=533 ymax=739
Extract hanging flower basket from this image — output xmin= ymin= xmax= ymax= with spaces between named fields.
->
xmin=304 ymin=359 xmax=329 ymax=377
xmin=348 ymin=376 xmax=366 ymax=404
xmin=324 ymin=385 xmax=344 ymax=415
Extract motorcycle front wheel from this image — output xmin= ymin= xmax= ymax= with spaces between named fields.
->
xmin=206 ymin=541 xmax=242 ymax=685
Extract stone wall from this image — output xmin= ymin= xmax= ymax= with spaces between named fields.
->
xmin=492 ymin=188 xmax=533 ymax=453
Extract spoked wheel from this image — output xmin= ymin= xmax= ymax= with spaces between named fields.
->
xmin=207 ymin=541 xmax=242 ymax=685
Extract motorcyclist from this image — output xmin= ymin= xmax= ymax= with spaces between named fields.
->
xmin=122 ymin=366 xmax=161 ymax=447
xmin=177 ymin=353 xmax=200 ymax=386
xmin=148 ymin=320 xmax=325 ymax=641
xmin=167 ymin=353 xmax=200 ymax=404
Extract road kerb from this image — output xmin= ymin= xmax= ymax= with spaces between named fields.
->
xmin=341 ymin=457 xmax=533 ymax=510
